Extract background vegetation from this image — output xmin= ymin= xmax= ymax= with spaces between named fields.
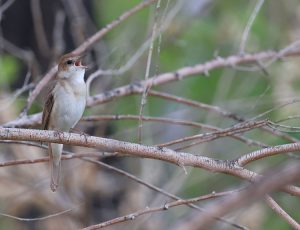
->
xmin=0 ymin=0 xmax=300 ymax=229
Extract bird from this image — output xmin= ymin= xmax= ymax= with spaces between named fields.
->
xmin=42 ymin=53 xmax=87 ymax=192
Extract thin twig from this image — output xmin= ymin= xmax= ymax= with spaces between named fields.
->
xmin=86 ymin=0 xmax=183 ymax=95
xmin=81 ymin=115 xmax=268 ymax=148
xmin=264 ymin=195 xmax=300 ymax=230
xmin=239 ymin=0 xmax=265 ymax=54
xmin=0 ymin=140 xmax=246 ymax=230
xmin=87 ymin=48 xmax=300 ymax=107
xmin=22 ymin=0 xmax=158 ymax=115
xmin=30 ymin=0 xmax=51 ymax=57
xmin=268 ymin=121 xmax=300 ymax=133
xmin=82 ymin=114 xmax=218 ymax=131
xmin=52 ymin=10 xmax=66 ymax=58
xmin=237 ymin=142 xmax=300 ymax=166
xmin=0 ymin=37 xmax=37 ymax=72
xmin=159 ymin=119 xmax=268 ymax=148
xmin=176 ymin=163 xmax=300 ymax=230
xmin=0 ymin=0 xmax=15 ymax=17
xmin=0 ymin=83 xmax=34 ymax=112
xmin=6 ymin=47 xmax=300 ymax=128
xmin=81 ymin=157 xmax=246 ymax=230
xmin=81 ymin=186 xmax=241 ymax=230
xmin=138 ymin=0 xmax=161 ymax=143
xmin=0 ymin=131 xmax=299 ymax=229
xmin=0 ymin=207 xmax=74 ymax=222
xmin=149 ymin=91 xmax=300 ymax=144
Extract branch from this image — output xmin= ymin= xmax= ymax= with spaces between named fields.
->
xmin=0 ymin=0 xmax=15 ymax=19
xmin=265 ymin=195 xmax=300 ymax=230
xmin=81 ymin=189 xmax=240 ymax=230
xmin=82 ymin=114 xmax=218 ymax=130
xmin=237 ymin=142 xmax=300 ymax=166
xmin=1 ymin=128 xmax=300 ymax=196
xmin=239 ymin=0 xmax=265 ymax=53
xmin=87 ymin=49 xmax=300 ymax=107
xmin=138 ymin=0 xmax=161 ymax=143
xmin=82 ymin=115 xmax=268 ymax=148
xmin=30 ymin=0 xmax=51 ymax=57
xmin=0 ymin=208 xmax=73 ymax=222
xmin=6 ymin=47 xmax=300 ymax=130
xmin=0 ymin=144 xmax=245 ymax=229
xmin=177 ymin=162 xmax=300 ymax=230
xmin=70 ymin=0 xmax=157 ymax=56
xmin=0 ymin=128 xmax=229 ymax=171
xmin=81 ymin=158 xmax=246 ymax=230
xmin=22 ymin=0 xmax=158 ymax=114
xmin=158 ymin=119 xmax=268 ymax=148
xmin=149 ymin=91 xmax=300 ymax=144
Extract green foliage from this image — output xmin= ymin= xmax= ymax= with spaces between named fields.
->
xmin=0 ymin=55 xmax=20 ymax=87
xmin=2 ymin=1 xmax=300 ymax=229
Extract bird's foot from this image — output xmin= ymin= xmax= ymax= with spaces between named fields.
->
xmin=53 ymin=130 xmax=65 ymax=141
xmin=70 ymin=128 xmax=89 ymax=143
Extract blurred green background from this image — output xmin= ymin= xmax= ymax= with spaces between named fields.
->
xmin=0 ymin=0 xmax=300 ymax=229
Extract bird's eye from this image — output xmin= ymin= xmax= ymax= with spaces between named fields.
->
xmin=66 ymin=60 xmax=73 ymax=65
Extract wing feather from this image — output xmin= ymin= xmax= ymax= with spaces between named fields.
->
xmin=42 ymin=81 xmax=56 ymax=130
xmin=42 ymin=94 xmax=54 ymax=130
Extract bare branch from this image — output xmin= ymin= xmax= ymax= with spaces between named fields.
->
xmin=138 ymin=0 xmax=162 ymax=143
xmin=0 ymin=207 xmax=74 ymax=222
xmin=265 ymin=195 xmax=300 ymax=230
xmin=159 ymin=119 xmax=268 ymax=148
xmin=82 ymin=114 xmax=217 ymax=130
xmin=7 ymin=48 xmax=300 ymax=131
xmin=176 ymin=163 xmax=300 ymax=230
xmin=0 ymin=0 xmax=15 ymax=18
xmin=0 ymin=37 xmax=38 ymax=74
xmin=82 ymin=115 xmax=268 ymax=148
xmin=87 ymin=49 xmax=300 ymax=107
xmin=237 ymin=142 xmax=300 ymax=166
xmin=22 ymin=0 xmax=158 ymax=115
xmin=0 ymin=143 xmax=246 ymax=229
xmin=86 ymin=0 xmax=183 ymax=94
xmin=81 ymin=188 xmax=241 ymax=230
xmin=30 ymin=0 xmax=51 ymax=57
xmin=81 ymin=158 xmax=246 ymax=230
xmin=239 ymin=0 xmax=265 ymax=54
xmin=52 ymin=10 xmax=66 ymax=58
xmin=149 ymin=90 xmax=243 ymax=121
xmin=0 ymin=83 xmax=34 ymax=112
xmin=1 ymin=128 xmax=300 ymax=196
xmin=149 ymin=91 xmax=300 ymax=143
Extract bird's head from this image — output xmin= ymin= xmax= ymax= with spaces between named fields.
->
xmin=57 ymin=53 xmax=87 ymax=79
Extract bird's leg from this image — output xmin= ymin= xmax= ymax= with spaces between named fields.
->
xmin=53 ymin=129 xmax=65 ymax=142
xmin=70 ymin=128 xmax=89 ymax=144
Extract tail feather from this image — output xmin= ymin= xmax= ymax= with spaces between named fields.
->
xmin=48 ymin=143 xmax=63 ymax=192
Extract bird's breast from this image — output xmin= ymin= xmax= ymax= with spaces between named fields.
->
xmin=50 ymin=81 xmax=86 ymax=131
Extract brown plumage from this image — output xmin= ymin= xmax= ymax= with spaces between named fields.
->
xmin=42 ymin=86 xmax=55 ymax=130
xmin=42 ymin=53 xmax=87 ymax=192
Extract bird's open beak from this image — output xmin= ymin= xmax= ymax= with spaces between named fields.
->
xmin=75 ymin=55 xmax=88 ymax=69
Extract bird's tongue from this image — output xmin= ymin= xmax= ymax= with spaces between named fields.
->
xmin=75 ymin=60 xmax=81 ymax=66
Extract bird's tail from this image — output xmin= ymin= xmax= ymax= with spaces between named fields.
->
xmin=48 ymin=143 xmax=63 ymax=192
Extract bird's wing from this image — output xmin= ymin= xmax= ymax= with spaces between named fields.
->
xmin=42 ymin=82 xmax=56 ymax=130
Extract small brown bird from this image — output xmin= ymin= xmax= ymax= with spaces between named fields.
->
xmin=42 ymin=53 xmax=87 ymax=192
